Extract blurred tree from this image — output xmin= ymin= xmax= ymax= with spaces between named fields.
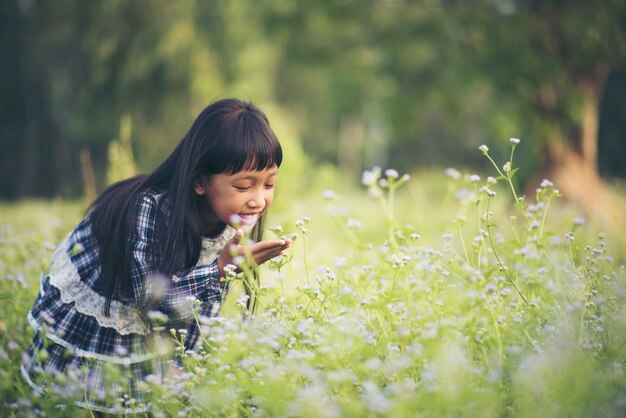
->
xmin=106 ymin=113 xmax=137 ymax=187
xmin=263 ymin=0 xmax=626 ymax=218
xmin=2 ymin=0 xmax=625 ymax=216
xmin=0 ymin=0 xmax=200 ymax=198
xmin=452 ymin=0 xmax=626 ymax=219
xmin=598 ymin=65 xmax=626 ymax=179
xmin=0 ymin=0 xmax=66 ymax=199
xmin=261 ymin=0 xmax=392 ymax=181
xmin=262 ymin=2 xmax=528 ymax=179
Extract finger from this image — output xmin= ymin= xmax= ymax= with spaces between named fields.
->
xmin=253 ymin=246 xmax=290 ymax=265
xmin=252 ymin=246 xmax=289 ymax=262
xmin=236 ymin=239 xmax=291 ymax=265
xmin=250 ymin=239 xmax=290 ymax=253
xmin=234 ymin=229 xmax=244 ymax=244
xmin=226 ymin=229 xmax=245 ymax=256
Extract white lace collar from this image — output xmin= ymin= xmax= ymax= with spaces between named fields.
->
xmin=45 ymin=227 xmax=234 ymax=336
xmin=197 ymin=226 xmax=236 ymax=266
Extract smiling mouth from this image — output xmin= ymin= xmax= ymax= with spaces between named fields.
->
xmin=239 ymin=213 xmax=259 ymax=225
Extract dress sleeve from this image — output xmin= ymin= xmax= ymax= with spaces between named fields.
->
xmin=130 ymin=192 xmax=223 ymax=318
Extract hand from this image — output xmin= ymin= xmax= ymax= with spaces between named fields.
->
xmin=217 ymin=229 xmax=292 ymax=278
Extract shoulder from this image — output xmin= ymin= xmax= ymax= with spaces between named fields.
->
xmin=133 ymin=188 xmax=169 ymax=212
xmin=132 ymin=188 xmax=170 ymax=225
xmin=136 ymin=188 xmax=166 ymax=206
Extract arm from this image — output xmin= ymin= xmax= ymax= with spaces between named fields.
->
xmin=130 ymin=192 xmax=222 ymax=319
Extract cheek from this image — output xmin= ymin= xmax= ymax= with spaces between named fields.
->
xmin=207 ymin=189 xmax=233 ymax=214
xmin=265 ymin=191 xmax=275 ymax=206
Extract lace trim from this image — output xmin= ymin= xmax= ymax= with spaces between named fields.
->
xmin=47 ymin=235 xmax=148 ymax=336
xmin=20 ymin=364 xmax=45 ymax=395
xmin=197 ymin=226 xmax=235 ymax=266
xmin=27 ymin=312 xmax=157 ymax=364
xmin=45 ymin=226 xmax=233 ymax=336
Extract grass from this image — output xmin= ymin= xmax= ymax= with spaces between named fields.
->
xmin=1 ymin=141 xmax=625 ymax=417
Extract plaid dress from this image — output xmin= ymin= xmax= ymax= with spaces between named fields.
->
xmin=21 ymin=189 xmax=234 ymax=414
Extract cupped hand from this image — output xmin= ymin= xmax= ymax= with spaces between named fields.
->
xmin=217 ymin=229 xmax=292 ymax=278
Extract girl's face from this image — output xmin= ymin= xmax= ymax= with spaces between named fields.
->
xmin=195 ymin=165 xmax=278 ymax=232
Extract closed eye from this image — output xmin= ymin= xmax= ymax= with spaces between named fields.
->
xmin=234 ymin=186 xmax=251 ymax=191
xmin=265 ymin=184 xmax=275 ymax=189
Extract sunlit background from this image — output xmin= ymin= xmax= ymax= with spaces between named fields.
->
xmin=1 ymin=0 xmax=625 ymax=222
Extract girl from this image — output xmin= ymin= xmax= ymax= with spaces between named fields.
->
xmin=20 ymin=98 xmax=291 ymax=414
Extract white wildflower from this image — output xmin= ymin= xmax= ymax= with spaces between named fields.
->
xmin=444 ymin=168 xmax=462 ymax=180
xmin=509 ymin=137 xmax=520 ymax=144
xmin=224 ymin=263 xmax=238 ymax=277
xmin=479 ymin=144 xmax=489 ymax=153
xmin=361 ymin=381 xmax=390 ymax=413
xmin=322 ymin=189 xmax=336 ymax=200
xmin=236 ymin=294 xmax=250 ymax=308
xmin=333 ymin=257 xmax=347 ymax=268
xmin=115 ymin=345 xmax=128 ymax=356
xmin=361 ymin=168 xmax=379 ymax=186
xmin=147 ymin=310 xmax=169 ymax=323
xmin=385 ymin=168 xmax=399 ymax=179
xmin=229 ymin=214 xmax=241 ymax=226
xmin=347 ymin=218 xmax=363 ymax=229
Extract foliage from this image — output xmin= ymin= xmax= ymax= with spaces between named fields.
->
xmin=1 ymin=140 xmax=625 ymax=416
xmin=3 ymin=0 xmax=626 ymax=198
xmin=106 ymin=113 xmax=138 ymax=186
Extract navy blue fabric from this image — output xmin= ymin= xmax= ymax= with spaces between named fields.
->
xmin=22 ymin=188 xmax=224 ymax=412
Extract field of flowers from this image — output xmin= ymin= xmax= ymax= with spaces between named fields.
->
xmin=1 ymin=141 xmax=625 ymax=417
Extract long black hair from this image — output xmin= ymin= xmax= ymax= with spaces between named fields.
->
xmin=89 ymin=98 xmax=283 ymax=315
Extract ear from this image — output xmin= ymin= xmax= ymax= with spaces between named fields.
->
xmin=194 ymin=176 xmax=207 ymax=196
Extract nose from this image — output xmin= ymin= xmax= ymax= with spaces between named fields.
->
xmin=247 ymin=188 xmax=266 ymax=209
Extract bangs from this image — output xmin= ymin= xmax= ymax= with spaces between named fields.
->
xmin=204 ymin=107 xmax=283 ymax=174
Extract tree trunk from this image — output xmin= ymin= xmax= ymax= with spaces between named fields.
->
xmin=527 ymin=67 xmax=626 ymax=226
xmin=580 ymin=88 xmax=599 ymax=171
xmin=535 ymin=88 xmax=626 ymax=226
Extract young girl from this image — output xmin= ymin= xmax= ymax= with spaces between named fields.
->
xmin=21 ymin=98 xmax=291 ymax=414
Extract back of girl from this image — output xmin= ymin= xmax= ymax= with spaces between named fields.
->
xmin=21 ymin=98 xmax=291 ymax=414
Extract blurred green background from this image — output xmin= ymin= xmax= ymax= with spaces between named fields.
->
xmin=1 ymin=0 xmax=626 ymax=219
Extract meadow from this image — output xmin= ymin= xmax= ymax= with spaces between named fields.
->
xmin=1 ymin=142 xmax=625 ymax=417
